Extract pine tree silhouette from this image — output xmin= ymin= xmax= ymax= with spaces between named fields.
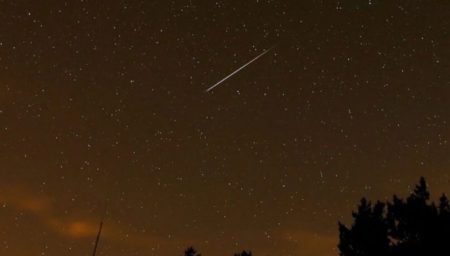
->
xmin=339 ymin=177 xmax=450 ymax=256
xmin=338 ymin=198 xmax=390 ymax=256
xmin=387 ymin=177 xmax=438 ymax=255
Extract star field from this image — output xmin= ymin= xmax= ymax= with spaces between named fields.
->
xmin=0 ymin=1 xmax=449 ymax=256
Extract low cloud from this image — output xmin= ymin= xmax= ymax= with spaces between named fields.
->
xmin=0 ymin=185 xmax=52 ymax=214
xmin=0 ymin=184 xmax=171 ymax=250
xmin=48 ymin=219 xmax=100 ymax=238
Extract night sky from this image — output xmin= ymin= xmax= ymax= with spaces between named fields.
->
xmin=0 ymin=1 xmax=449 ymax=256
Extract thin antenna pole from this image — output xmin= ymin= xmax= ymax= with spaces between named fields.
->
xmin=92 ymin=200 xmax=108 ymax=256
xmin=92 ymin=221 xmax=103 ymax=256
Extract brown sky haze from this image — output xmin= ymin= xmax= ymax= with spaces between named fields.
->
xmin=0 ymin=1 xmax=449 ymax=255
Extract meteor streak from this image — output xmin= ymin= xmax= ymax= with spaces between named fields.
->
xmin=205 ymin=46 xmax=274 ymax=92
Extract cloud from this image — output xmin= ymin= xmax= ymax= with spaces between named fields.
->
xmin=0 ymin=184 xmax=170 ymax=250
xmin=48 ymin=218 xmax=100 ymax=238
xmin=0 ymin=185 xmax=52 ymax=214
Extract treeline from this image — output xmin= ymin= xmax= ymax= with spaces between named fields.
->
xmin=339 ymin=177 xmax=450 ymax=255
xmin=181 ymin=177 xmax=450 ymax=256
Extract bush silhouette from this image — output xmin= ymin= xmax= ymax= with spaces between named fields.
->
xmin=184 ymin=246 xmax=201 ymax=256
xmin=339 ymin=177 xmax=450 ymax=256
xmin=182 ymin=247 xmax=253 ymax=256
xmin=234 ymin=250 xmax=252 ymax=256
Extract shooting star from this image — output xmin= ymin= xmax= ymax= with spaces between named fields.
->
xmin=205 ymin=46 xmax=275 ymax=92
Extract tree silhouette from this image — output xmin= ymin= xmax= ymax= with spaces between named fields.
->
xmin=338 ymin=198 xmax=390 ymax=256
xmin=234 ymin=250 xmax=252 ymax=256
xmin=184 ymin=246 xmax=201 ymax=256
xmin=182 ymin=247 xmax=252 ymax=256
xmin=339 ymin=177 xmax=450 ymax=256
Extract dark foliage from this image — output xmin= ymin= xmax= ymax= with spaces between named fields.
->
xmin=184 ymin=246 xmax=201 ymax=256
xmin=234 ymin=250 xmax=252 ymax=256
xmin=182 ymin=247 xmax=253 ymax=256
xmin=339 ymin=177 xmax=450 ymax=256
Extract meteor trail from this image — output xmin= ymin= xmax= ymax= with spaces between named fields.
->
xmin=205 ymin=46 xmax=274 ymax=92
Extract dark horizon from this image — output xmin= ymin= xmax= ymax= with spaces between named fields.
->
xmin=0 ymin=1 xmax=449 ymax=255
